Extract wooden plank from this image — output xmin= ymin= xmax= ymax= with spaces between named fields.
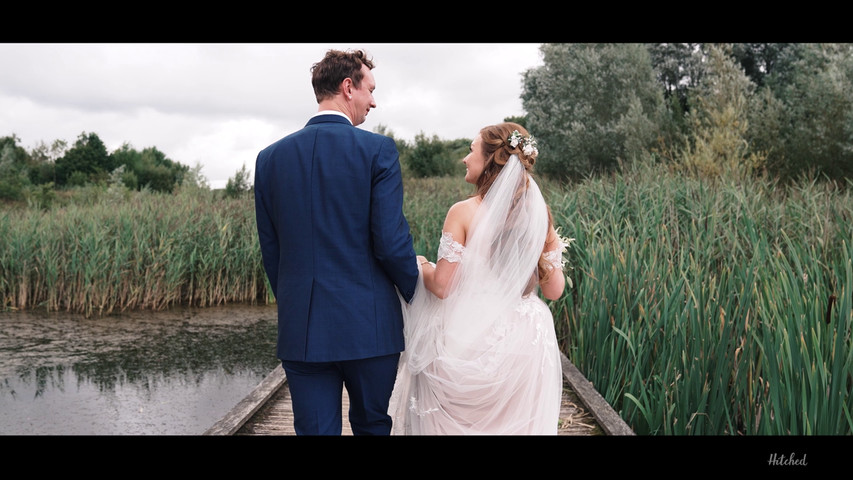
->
xmin=559 ymin=382 xmax=604 ymax=435
xmin=236 ymin=376 xmax=602 ymax=436
xmin=208 ymin=353 xmax=634 ymax=436
xmin=233 ymin=377 xmax=353 ymax=436
xmin=560 ymin=352 xmax=635 ymax=436
xmin=203 ymin=365 xmax=287 ymax=435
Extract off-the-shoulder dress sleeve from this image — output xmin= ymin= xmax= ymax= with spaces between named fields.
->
xmin=542 ymin=239 xmax=567 ymax=271
xmin=437 ymin=231 xmax=465 ymax=263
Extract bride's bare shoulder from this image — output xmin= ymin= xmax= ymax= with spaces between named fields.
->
xmin=443 ymin=197 xmax=480 ymax=238
xmin=446 ymin=197 xmax=479 ymax=220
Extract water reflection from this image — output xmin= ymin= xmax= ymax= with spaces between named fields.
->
xmin=0 ymin=304 xmax=280 ymax=435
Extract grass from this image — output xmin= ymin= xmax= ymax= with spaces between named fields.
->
xmin=545 ymin=160 xmax=852 ymax=435
xmin=1 ymin=186 xmax=268 ymax=316
xmin=2 ymin=161 xmax=851 ymax=434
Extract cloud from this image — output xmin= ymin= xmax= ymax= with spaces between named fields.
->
xmin=0 ymin=43 xmax=543 ymax=188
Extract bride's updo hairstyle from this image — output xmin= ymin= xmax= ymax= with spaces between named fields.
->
xmin=474 ymin=122 xmax=557 ymax=286
xmin=474 ymin=122 xmax=538 ymax=199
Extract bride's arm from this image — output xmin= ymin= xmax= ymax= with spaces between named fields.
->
xmin=421 ymin=202 xmax=467 ymax=299
xmin=540 ymin=226 xmax=566 ymax=301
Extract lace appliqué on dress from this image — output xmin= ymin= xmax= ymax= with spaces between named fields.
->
xmin=543 ymin=240 xmax=567 ymax=271
xmin=437 ymin=231 xmax=465 ymax=263
xmin=409 ymin=396 xmax=439 ymax=417
xmin=515 ymin=297 xmax=558 ymax=373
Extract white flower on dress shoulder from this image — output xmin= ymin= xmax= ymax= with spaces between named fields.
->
xmin=554 ymin=227 xmax=575 ymax=256
xmin=555 ymin=227 xmax=575 ymax=288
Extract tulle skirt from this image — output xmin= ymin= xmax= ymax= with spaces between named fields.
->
xmin=389 ymin=280 xmax=563 ymax=435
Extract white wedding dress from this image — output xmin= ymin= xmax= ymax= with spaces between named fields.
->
xmin=389 ymin=155 xmax=564 ymax=435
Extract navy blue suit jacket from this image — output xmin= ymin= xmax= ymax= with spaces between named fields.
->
xmin=254 ymin=114 xmax=419 ymax=362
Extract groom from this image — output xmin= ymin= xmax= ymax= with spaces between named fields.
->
xmin=254 ymin=49 xmax=419 ymax=435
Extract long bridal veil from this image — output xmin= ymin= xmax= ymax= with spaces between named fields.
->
xmin=390 ymin=155 xmax=562 ymax=434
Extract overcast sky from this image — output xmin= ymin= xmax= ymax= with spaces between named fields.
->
xmin=0 ymin=43 xmax=544 ymax=188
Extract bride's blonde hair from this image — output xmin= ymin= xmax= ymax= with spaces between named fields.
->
xmin=474 ymin=122 xmax=557 ymax=286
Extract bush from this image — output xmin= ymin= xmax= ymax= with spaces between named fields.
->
xmin=404 ymin=133 xmax=466 ymax=178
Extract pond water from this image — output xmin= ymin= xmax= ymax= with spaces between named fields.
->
xmin=0 ymin=304 xmax=280 ymax=435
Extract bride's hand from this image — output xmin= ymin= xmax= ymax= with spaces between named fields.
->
xmin=417 ymin=255 xmax=430 ymax=266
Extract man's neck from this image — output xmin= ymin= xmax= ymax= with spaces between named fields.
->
xmin=317 ymin=99 xmax=352 ymax=124
xmin=315 ymin=109 xmax=352 ymax=124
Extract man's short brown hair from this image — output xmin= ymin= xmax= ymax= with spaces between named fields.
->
xmin=311 ymin=49 xmax=375 ymax=103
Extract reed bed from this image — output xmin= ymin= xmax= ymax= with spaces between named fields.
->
xmin=546 ymin=161 xmax=853 ymax=435
xmin=1 ymin=188 xmax=269 ymax=316
xmin=2 ymin=162 xmax=851 ymax=435
xmin=402 ymin=175 xmax=473 ymax=256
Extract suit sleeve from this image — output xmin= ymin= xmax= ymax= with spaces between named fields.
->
xmin=254 ymin=152 xmax=280 ymax=298
xmin=370 ymin=136 xmax=419 ymax=303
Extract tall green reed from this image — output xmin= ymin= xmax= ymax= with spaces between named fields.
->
xmin=402 ymin=175 xmax=472 ymax=257
xmin=547 ymin=160 xmax=852 ymax=435
xmin=1 ymin=187 xmax=268 ymax=316
xmin=3 ymin=162 xmax=850 ymax=435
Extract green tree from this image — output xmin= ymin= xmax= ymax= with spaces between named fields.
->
xmin=521 ymin=43 xmax=665 ymax=180
xmin=225 ymin=163 xmax=252 ymax=198
xmin=374 ymin=124 xmax=412 ymax=173
xmin=759 ymin=43 xmax=853 ymax=180
xmin=0 ymin=135 xmax=31 ymax=201
xmin=27 ymin=139 xmax=66 ymax=185
xmin=646 ymin=43 xmax=709 ymax=157
xmin=680 ymin=44 xmax=763 ymax=180
xmin=112 ymin=143 xmax=188 ymax=193
xmin=54 ymin=132 xmax=113 ymax=186
xmin=746 ymin=81 xmax=787 ymax=177
xmin=404 ymin=133 xmax=466 ymax=178
xmin=503 ymin=115 xmax=528 ymax=130
xmin=647 ymin=43 xmax=707 ymax=115
xmin=730 ymin=43 xmax=790 ymax=88
xmin=136 ymin=147 xmax=186 ymax=193
xmin=181 ymin=162 xmax=210 ymax=190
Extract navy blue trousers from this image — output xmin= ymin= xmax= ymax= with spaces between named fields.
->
xmin=282 ymin=353 xmax=400 ymax=435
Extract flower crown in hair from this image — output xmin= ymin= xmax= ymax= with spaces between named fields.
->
xmin=507 ymin=130 xmax=539 ymax=159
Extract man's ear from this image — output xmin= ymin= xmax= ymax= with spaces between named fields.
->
xmin=341 ymin=78 xmax=354 ymax=98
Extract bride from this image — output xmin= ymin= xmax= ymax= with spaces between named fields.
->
xmin=389 ymin=122 xmax=568 ymax=435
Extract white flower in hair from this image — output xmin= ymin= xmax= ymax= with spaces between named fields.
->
xmin=508 ymin=130 xmax=524 ymax=148
xmin=523 ymin=135 xmax=539 ymax=158
xmin=507 ymin=130 xmax=539 ymax=159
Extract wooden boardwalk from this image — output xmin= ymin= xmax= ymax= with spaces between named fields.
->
xmin=204 ymin=352 xmax=633 ymax=436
